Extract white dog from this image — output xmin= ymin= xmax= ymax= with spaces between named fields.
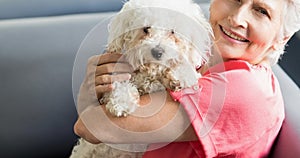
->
xmin=70 ymin=0 xmax=212 ymax=157
xmin=101 ymin=0 xmax=212 ymax=117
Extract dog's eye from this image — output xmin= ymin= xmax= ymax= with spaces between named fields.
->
xmin=171 ymin=30 xmax=175 ymax=34
xmin=143 ymin=27 xmax=151 ymax=34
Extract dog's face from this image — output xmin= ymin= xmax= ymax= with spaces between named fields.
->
xmin=117 ymin=26 xmax=198 ymax=70
xmin=107 ymin=0 xmax=212 ymax=71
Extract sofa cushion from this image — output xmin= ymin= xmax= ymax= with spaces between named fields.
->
xmin=0 ymin=0 xmax=123 ymax=19
xmin=0 ymin=12 xmax=114 ymax=158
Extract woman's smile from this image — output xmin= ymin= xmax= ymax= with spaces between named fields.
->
xmin=219 ymin=25 xmax=249 ymax=43
xmin=210 ymin=0 xmax=285 ymax=64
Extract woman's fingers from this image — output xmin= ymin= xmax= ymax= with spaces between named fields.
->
xmin=87 ymin=55 xmax=132 ymax=76
xmin=94 ymin=73 xmax=131 ymax=99
xmin=95 ymin=63 xmax=133 ymax=76
xmin=86 ymin=53 xmax=126 ymax=67
xmin=95 ymin=84 xmax=113 ymax=99
xmin=97 ymin=53 xmax=127 ymax=65
xmin=84 ymin=54 xmax=133 ymax=100
xmin=95 ymin=73 xmax=131 ymax=85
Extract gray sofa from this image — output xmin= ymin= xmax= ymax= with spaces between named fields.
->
xmin=0 ymin=1 xmax=299 ymax=158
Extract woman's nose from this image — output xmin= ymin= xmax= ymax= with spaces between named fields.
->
xmin=228 ymin=6 xmax=248 ymax=28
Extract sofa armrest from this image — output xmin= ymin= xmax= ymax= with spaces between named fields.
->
xmin=269 ymin=65 xmax=300 ymax=157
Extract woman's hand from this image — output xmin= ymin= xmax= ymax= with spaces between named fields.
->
xmin=76 ymin=53 xmax=132 ymax=113
xmin=87 ymin=53 xmax=133 ymax=100
xmin=75 ymin=53 xmax=133 ymax=143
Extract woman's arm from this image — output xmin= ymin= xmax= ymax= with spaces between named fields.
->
xmin=74 ymin=53 xmax=198 ymax=144
xmin=74 ymin=91 xmax=198 ymax=144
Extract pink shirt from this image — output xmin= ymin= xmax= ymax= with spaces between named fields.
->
xmin=143 ymin=60 xmax=285 ymax=158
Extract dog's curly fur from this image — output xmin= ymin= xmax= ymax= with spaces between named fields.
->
xmin=70 ymin=0 xmax=212 ymax=157
xmin=102 ymin=0 xmax=212 ymax=117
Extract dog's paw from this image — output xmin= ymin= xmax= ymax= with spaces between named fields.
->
xmin=106 ymin=98 xmax=140 ymax=117
xmin=106 ymin=102 xmax=130 ymax=117
xmin=105 ymin=81 xmax=140 ymax=117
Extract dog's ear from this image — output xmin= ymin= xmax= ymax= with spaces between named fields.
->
xmin=108 ymin=5 xmax=137 ymax=51
xmin=107 ymin=11 xmax=134 ymax=53
xmin=107 ymin=35 xmax=125 ymax=53
xmin=108 ymin=29 xmax=142 ymax=54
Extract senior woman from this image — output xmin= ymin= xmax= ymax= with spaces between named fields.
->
xmin=74 ymin=0 xmax=300 ymax=157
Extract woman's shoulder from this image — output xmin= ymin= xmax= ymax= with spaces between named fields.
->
xmin=201 ymin=60 xmax=277 ymax=96
xmin=203 ymin=60 xmax=275 ymax=84
xmin=204 ymin=60 xmax=271 ymax=75
xmin=201 ymin=59 xmax=284 ymax=122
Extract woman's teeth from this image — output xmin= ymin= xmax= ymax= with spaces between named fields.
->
xmin=222 ymin=27 xmax=248 ymax=42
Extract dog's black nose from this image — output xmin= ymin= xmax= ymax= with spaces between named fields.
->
xmin=151 ymin=46 xmax=164 ymax=60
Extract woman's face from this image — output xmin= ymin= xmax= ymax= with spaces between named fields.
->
xmin=209 ymin=0 xmax=285 ymax=64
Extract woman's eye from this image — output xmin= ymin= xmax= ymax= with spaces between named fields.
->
xmin=256 ymin=7 xmax=270 ymax=17
xmin=236 ymin=0 xmax=242 ymax=3
xmin=143 ymin=27 xmax=150 ymax=34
